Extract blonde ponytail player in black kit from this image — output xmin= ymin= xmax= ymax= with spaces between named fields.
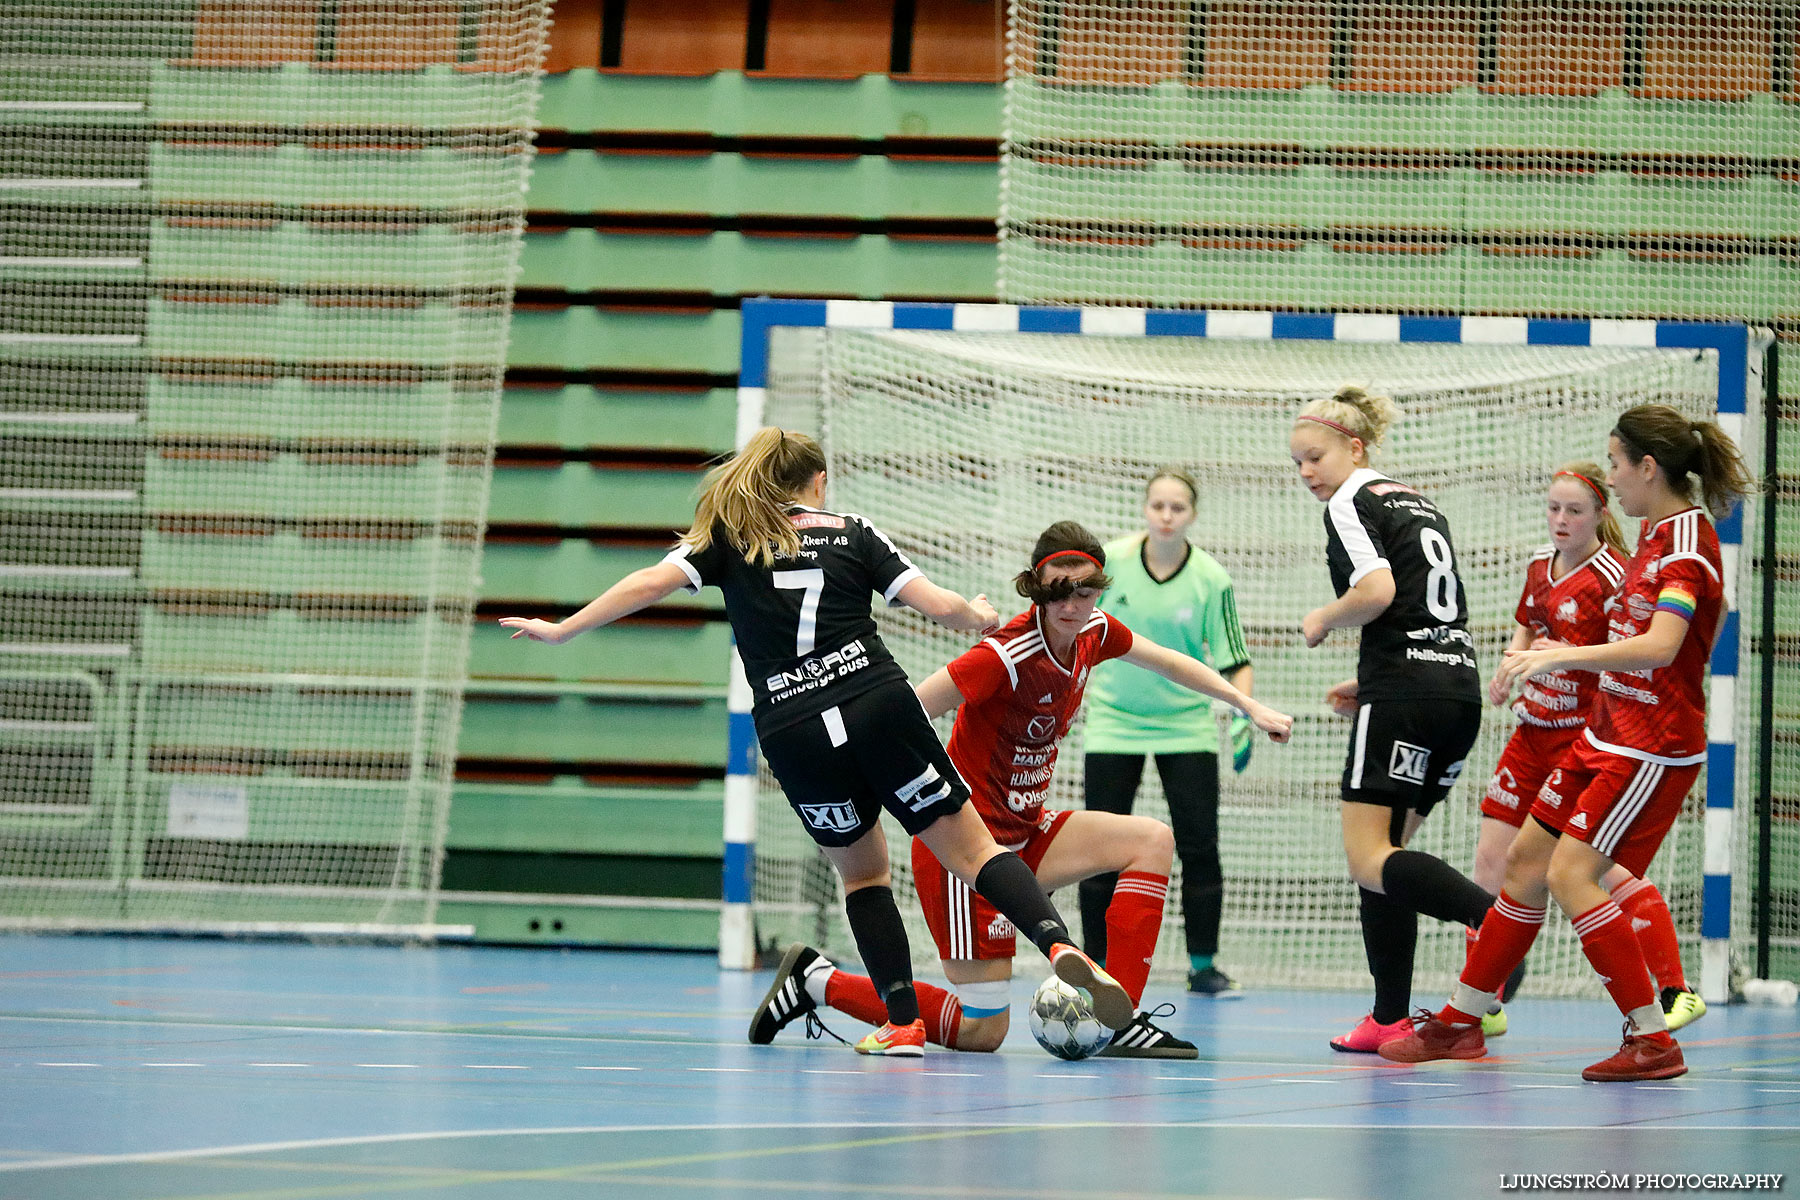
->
xmin=1289 ymin=387 xmax=1495 ymax=1055
xmin=501 ymin=427 xmax=1132 ymax=1057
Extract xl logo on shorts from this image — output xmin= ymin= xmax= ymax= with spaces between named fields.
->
xmin=1388 ymin=741 xmax=1430 ymax=785
xmin=797 ymin=801 xmax=860 ymax=833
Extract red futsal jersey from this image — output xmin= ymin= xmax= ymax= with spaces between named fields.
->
xmin=1584 ymin=508 xmax=1723 ymax=766
xmin=945 ymin=608 xmax=1134 ymax=846
xmin=1512 ymin=543 xmax=1628 ymax=728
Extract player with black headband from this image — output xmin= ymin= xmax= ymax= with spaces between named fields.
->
xmin=1288 ymin=386 xmax=1495 ymax=1055
xmin=749 ymin=522 xmax=1291 ymax=1058
xmin=503 ymin=428 xmax=1131 ymax=1058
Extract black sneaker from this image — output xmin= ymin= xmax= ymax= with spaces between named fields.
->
xmin=748 ymin=943 xmax=821 ymax=1045
xmin=1187 ymin=966 xmax=1241 ymax=998
xmin=1097 ymin=1004 xmax=1199 ymax=1059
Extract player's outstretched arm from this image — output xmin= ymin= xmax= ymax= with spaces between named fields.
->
xmin=499 ymin=562 xmax=691 ymax=645
xmin=1488 ymin=623 xmax=1534 ymax=706
xmin=895 ymin=576 xmax=1000 ymax=635
xmin=1122 ymin=637 xmax=1293 ymax=743
xmin=914 ymin=668 xmax=967 ymax=721
xmin=1300 ymin=567 xmax=1395 ymax=647
xmin=1500 ymin=610 xmax=1689 ymax=687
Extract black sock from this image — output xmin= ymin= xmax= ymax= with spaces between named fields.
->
xmin=1077 ymin=872 xmax=1117 ymax=962
xmin=1380 ymin=849 xmax=1495 ymax=928
xmin=842 ymin=885 xmax=918 ymax=1025
xmin=1360 ymin=886 xmax=1418 ymax=1025
xmin=974 ymin=851 xmax=1072 ymax=959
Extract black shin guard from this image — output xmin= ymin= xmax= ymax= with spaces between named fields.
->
xmin=974 ymin=851 xmax=1072 ymax=959
xmin=842 ymin=885 xmax=918 ymax=1025
xmin=1380 ymin=849 xmax=1496 ymax=929
xmin=1359 ymin=886 xmax=1418 ymax=1026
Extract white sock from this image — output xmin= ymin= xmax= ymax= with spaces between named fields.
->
xmin=802 ymin=954 xmax=836 ymax=1005
xmin=1448 ymin=981 xmax=1498 ymax=1025
xmin=1627 ymin=1002 xmax=1668 ymax=1036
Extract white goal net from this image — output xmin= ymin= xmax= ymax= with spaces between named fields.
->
xmin=754 ymin=323 xmax=1733 ymax=996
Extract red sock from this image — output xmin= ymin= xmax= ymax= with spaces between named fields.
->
xmin=1463 ymin=925 xmax=1479 ymax=974
xmin=1611 ymin=876 xmax=1686 ymax=992
xmin=1104 ymin=870 xmax=1169 ymax=1007
xmin=1443 ymin=890 xmax=1544 ymax=1023
xmin=825 ymin=971 xmax=962 ymax=1047
xmin=1573 ymin=900 xmax=1662 ymax=1036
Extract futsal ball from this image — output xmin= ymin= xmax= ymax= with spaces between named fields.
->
xmin=1027 ymin=976 xmax=1113 ymax=1061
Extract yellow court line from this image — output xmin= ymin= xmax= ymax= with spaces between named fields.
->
xmin=145 ymin=1125 xmax=1069 ymax=1200
xmin=566 ymin=1170 xmax=1246 ymax=1200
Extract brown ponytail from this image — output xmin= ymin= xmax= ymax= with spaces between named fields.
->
xmin=1611 ymin=404 xmax=1756 ymax=521
xmin=681 ymin=427 xmax=828 ymax=567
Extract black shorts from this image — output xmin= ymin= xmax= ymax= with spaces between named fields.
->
xmin=1340 ymin=698 xmax=1482 ymax=818
xmin=758 ymin=679 xmax=970 ymax=848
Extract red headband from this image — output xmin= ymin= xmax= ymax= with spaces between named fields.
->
xmin=1296 ymin=413 xmax=1360 ymax=441
xmin=1034 ymin=550 xmax=1103 ymax=573
xmin=1554 ymin=470 xmax=1607 ymax=505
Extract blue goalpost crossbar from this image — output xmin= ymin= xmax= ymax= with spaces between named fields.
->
xmin=724 ymin=298 xmax=1765 ymax=1003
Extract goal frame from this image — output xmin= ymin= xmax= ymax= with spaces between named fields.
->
xmin=725 ymin=297 xmax=1762 ymax=1004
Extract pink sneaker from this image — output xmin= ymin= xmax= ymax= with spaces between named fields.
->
xmin=1330 ymin=1013 xmax=1413 ymax=1054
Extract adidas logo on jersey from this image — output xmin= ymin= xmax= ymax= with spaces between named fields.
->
xmin=1558 ymin=597 xmax=1579 ymax=623
xmin=1038 ymin=693 xmax=1053 ymax=704
xmin=1570 ymin=811 xmax=1590 ymax=830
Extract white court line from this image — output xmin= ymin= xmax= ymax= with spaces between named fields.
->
xmin=800 ymin=1069 xmax=860 ymax=1075
xmin=689 ymin=1067 xmax=751 ymax=1073
xmin=5 ymin=1121 xmax=1797 ymax=1174
xmin=1755 ymin=1088 xmax=1800 ymax=1093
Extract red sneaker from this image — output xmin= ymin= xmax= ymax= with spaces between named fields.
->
xmin=1049 ymin=943 xmax=1134 ymax=1031
xmin=1329 ymin=1013 xmax=1413 ymax=1054
xmin=1378 ymin=1011 xmax=1487 ymax=1063
xmin=1581 ymin=1025 xmax=1686 ymax=1082
xmin=854 ymin=1019 xmax=925 ymax=1057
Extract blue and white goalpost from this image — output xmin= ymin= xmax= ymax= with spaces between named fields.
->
xmin=724 ymin=299 xmax=1766 ymax=1003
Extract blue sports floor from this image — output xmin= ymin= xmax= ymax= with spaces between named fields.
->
xmin=0 ymin=935 xmax=1794 ymax=1199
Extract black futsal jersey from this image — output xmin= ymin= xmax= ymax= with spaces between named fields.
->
xmin=663 ymin=506 xmax=922 ymax=734
xmin=1322 ymin=467 xmax=1480 ymax=704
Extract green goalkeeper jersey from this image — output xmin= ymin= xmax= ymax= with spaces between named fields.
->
xmin=1083 ymin=535 xmax=1250 ymax=755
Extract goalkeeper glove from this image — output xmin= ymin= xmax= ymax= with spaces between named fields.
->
xmin=1229 ymin=712 xmax=1254 ymax=774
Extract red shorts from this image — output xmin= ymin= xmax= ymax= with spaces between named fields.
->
xmin=1480 ymin=722 xmax=1583 ymax=827
xmin=1527 ymin=733 xmax=1701 ymax=876
xmin=911 ymin=809 xmax=1072 ymax=962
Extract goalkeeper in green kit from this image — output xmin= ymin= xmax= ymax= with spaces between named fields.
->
xmin=1080 ymin=468 xmax=1256 ymax=996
